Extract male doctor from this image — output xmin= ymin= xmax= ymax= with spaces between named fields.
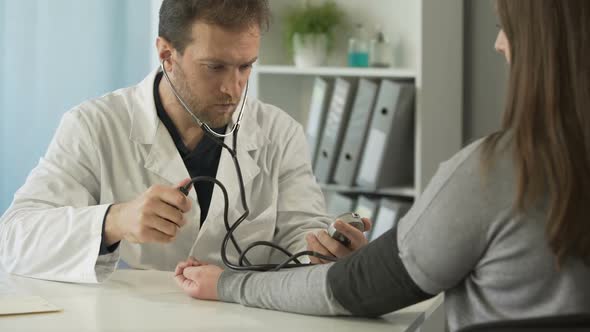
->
xmin=0 ymin=0 xmax=371 ymax=283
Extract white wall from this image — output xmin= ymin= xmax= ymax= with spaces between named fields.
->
xmin=263 ymin=0 xmax=419 ymax=69
xmin=0 ymin=1 xmax=155 ymax=213
xmin=463 ymin=0 xmax=507 ymax=144
xmin=150 ymin=0 xmax=164 ymax=69
xmin=415 ymin=0 xmax=464 ymax=192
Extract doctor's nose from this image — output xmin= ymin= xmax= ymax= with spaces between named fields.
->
xmin=220 ymin=69 xmax=244 ymax=101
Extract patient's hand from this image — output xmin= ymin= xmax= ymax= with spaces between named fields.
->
xmin=306 ymin=217 xmax=372 ymax=264
xmin=174 ymin=257 xmax=222 ymax=301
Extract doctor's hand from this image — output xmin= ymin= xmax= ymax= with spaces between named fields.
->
xmin=174 ymin=257 xmax=222 ymax=301
xmin=306 ymin=217 xmax=372 ymax=264
xmin=104 ymin=179 xmax=193 ymax=245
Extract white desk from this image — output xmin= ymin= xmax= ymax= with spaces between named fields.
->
xmin=0 ymin=270 xmax=442 ymax=332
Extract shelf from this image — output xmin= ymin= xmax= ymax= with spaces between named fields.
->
xmin=319 ymin=184 xmax=416 ymax=199
xmin=255 ymin=65 xmax=416 ymax=79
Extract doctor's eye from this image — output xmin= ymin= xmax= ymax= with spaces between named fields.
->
xmin=206 ymin=64 xmax=224 ymax=72
xmin=239 ymin=63 xmax=253 ymax=71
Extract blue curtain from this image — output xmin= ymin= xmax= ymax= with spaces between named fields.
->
xmin=0 ymin=1 xmax=158 ymax=212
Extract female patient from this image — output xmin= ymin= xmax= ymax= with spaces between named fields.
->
xmin=174 ymin=1 xmax=590 ymax=330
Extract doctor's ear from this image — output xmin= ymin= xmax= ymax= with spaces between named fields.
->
xmin=156 ymin=37 xmax=175 ymax=69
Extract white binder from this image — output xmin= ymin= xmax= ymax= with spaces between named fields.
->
xmin=305 ymin=77 xmax=332 ymax=165
xmin=354 ymin=195 xmax=378 ymax=221
xmin=355 ymin=80 xmax=415 ymax=189
xmin=369 ymin=198 xmax=410 ymax=241
xmin=313 ymin=78 xmax=355 ymax=183
xmin=333 ymin=78 xmax=378 ymax=186
xmin=354 ymin=196 xmax=378 ymax=237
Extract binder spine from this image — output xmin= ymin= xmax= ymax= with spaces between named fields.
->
xmin=333 ymin=79 xmax=378 ymax=186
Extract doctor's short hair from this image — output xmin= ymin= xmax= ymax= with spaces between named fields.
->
xmin=158 ymin=0 xmax=271 ymax=54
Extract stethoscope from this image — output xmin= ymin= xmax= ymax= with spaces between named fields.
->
xmin=160 ymin=59 xmax=336 ymax=271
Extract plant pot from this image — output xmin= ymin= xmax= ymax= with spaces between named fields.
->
xmin=292 ymin=33 xmax=328 ymax=67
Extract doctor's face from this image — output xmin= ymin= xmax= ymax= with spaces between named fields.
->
xmin=169 ymin=22 xmax=260 ymax=128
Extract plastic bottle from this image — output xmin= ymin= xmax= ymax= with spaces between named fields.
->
xmin=348 ymin=24 xmax=369 ymax=67
xmin=370 ymin=28 xmax=393 ymax=68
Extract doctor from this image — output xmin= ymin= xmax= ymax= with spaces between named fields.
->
xmin=0 ymin=0 xmax=370 ymax=283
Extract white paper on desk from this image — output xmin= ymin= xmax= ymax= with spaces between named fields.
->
xmin=0 ymin=295 xmax=62 ymax=316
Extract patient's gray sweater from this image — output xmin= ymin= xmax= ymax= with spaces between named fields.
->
xmin=218 ymin=138 xmax=590 ymax=331
xmin=219 ymin=263 xmax=348 ymax=315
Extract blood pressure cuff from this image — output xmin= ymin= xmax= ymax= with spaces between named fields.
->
xmin=327 ymin=226 xmax=434 ymax=317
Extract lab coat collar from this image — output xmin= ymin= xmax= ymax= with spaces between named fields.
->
xmin=129 ymin=68 xmax=160 ymax=145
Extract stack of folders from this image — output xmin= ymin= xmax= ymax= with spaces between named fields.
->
xmin=308 ymin=77 xmax=416 ymax=188
xmin=354 ymin=196 xmax=378 ymax=237
xmin=361 ymin=198 xmax=411 ymax=242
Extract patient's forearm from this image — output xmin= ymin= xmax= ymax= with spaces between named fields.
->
xmin=217 ymin=263 xmax=350 ymax=316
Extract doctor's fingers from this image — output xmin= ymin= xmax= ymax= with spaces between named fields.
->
xmin=317 ymin=230 xmax=352 ymax=258
xmin=361 ymin=217 xmax=373 ymax=233
xmin=140 ymin=217 xmax=178 ymax=241
xmin=134 ymin=226 xmax=175 ymax=243
xmin=146 ymin=185 xmax=192 ymax=213
xmin=151 ymin=200 xmax=187 ymax=228
xmin=333 ymin=220 xmax=368 ymax=251
xmin=306 ymin=233 xmax=334 ymax=264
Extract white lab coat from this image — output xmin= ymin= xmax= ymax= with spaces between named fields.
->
xmin=0 ymin=69 xmax=330 ymax=283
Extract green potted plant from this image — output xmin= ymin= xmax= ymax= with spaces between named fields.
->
xmin=284 ymin=1 xmax=345 ymax=67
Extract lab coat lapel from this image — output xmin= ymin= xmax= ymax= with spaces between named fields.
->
xmin=129 ymin=68 xmax=198 ymax=203
xmin=143 ymin=125 xmax=194 ymax=194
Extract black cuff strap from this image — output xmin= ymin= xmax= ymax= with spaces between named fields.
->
xmin=327 ymin=226 xmax=434 ymax=317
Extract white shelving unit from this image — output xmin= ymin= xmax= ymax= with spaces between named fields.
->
xmin=320 ymin=184 xmax=416 ymax=199
xmin=250 ymin=0 xmax=464 ymax=199
xmin=255 ymin=65 xmax=416 ymax=79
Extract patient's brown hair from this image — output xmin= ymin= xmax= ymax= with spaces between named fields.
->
xmin=483 ymin=0 xmax=590 ymax=266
